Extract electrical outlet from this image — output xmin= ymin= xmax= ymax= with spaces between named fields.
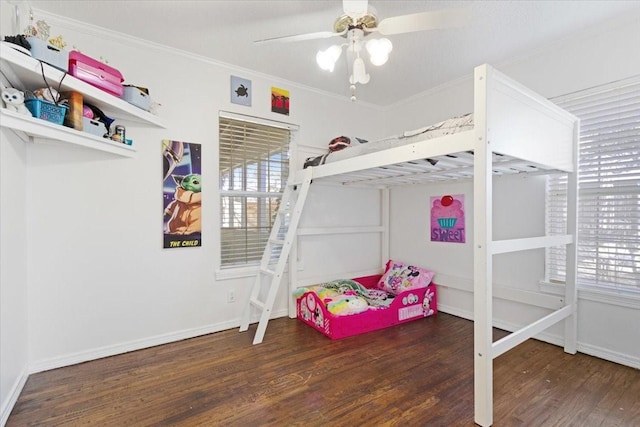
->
xmin=227 ymin=290 xmax=236 ymax=303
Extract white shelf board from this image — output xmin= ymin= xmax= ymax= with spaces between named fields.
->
xmin=1 ymin=109 xmax=136 ymax=157
xmin=0 ymin=43 xmax=165 ymax=128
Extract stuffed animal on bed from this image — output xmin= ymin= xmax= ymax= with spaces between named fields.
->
xmin=316 ymin=287 xmax=340 ymax=300
xmin=423 ymin=287 xmax=436 ymax=317
xmin=326 ymin=294 xmax=368 ymax=316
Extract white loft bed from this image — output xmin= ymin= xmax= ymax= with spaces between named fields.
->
xmin=287 ymin=64 xmax=579 ymax=426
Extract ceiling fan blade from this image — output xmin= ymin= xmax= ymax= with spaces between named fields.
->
xmin=377 ymin=7 xmax=471 ymax=36
xmin=343 ymin=0 xmax=368 ymax=20
xmin=254 ymin=30 xmax=345 ymax=45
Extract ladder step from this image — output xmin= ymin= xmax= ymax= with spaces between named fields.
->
xmin=250 ymin=297 xmax=265 ymax=309
xmin=261 ymin=268 xmax=276 ymax=277
xmin=269 ymin=238 xmax=286 ymax=245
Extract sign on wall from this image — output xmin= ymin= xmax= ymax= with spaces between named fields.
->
xmin=271 ymin=86 xmax=290 ymax=115
xmin=430 ymin=194 xmax=465 ymax=243
xmin=230 ymin=75 xmax=251 ymax=106
xmin=162 ymin=140 xmax=202 ymax=249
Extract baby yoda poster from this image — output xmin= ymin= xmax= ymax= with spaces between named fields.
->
xmin=162 ymin=139 xmax=202 ymax=249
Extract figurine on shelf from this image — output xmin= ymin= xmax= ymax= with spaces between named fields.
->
xmin=48 ymin=35 xmax=67 ymax=50
xmin=1 ymin=87 xmax=32 ymax=116
xmin=36 ymin=20 xmax=50 ymax=40
xmin=33 ymin=87 xmax=60 ymax=103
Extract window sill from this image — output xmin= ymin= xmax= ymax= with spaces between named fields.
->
xmin=215 ymin=265 xmax=259 ymax=281
xmin=539 ymin=281 xmax=640 ymax=309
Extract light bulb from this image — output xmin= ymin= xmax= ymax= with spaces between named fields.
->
xmin=316 ymin=45 xmax=342 ymax=72
xmin=366 ymin=38 xmax=392 ymax=66
xmin=349 ymin=57 xmax=370 ymax=85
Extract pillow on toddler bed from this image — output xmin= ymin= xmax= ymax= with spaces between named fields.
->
xmin=377 ymin=260 xmax=435 ymax=295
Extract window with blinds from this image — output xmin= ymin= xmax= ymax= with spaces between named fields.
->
xmin=546 ymin=76 xmax=640 ymax=293
xmin=219 ymin=115 xmax=290 ymax=267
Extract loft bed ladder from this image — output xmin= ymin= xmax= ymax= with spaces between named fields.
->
xmin=239 ymin=168 xmax=313 ymax=345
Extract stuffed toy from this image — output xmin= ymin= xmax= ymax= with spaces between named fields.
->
xmin=316 ymin=287 xmax=340 ymax=300
xmin=326 ymin=294 xmax=368 ymax=316
xmin=1 ymin=87 xmax=32 ymax=116
xmin=328 ymin=136 xmax=350 ymax=152
xmin=33 ymin=87 xmax=60 ymax=103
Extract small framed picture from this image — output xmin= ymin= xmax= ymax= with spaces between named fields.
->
xmin=271 ymin=86 xmax=289 ymax=115
xmin=430 ymin=194 xmax=465 ymax=243
xmin=231 ymin=76 xmax=251 ymax=106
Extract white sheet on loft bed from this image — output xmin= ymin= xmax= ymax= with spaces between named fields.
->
xmin=323 ymin=113 xmax=474 ymax=164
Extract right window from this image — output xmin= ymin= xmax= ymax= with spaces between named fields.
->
xmin=546 ymin=76 xmax=640 ymax=293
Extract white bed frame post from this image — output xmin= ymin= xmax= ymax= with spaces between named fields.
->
xmin=471 ymin=65 xmax=579 ymax=426
xmin=564 ymin=121 xmax=580 ymax=354
xmin=473 ymin=64 xmax=493 ymax=427
xmin=381 ymin=187 xmax=390 ymax=269
xmin=288 ymin=234 xmax=299 ymax=319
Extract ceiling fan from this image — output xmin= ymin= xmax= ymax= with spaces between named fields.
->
xmin=255 ymin=0 xmax=470 ymax=101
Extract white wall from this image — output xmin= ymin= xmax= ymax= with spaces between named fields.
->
xmin=2 ymin=3 xmax=639 ymax=423
xmin=1 ymin=5 xmax=29 ymax=424
xmin=388 ymin=10 xmax=640 ymax=367
xmin=20 ymin=11 xmax=388 ymax=369
xmin=0 ymin=3 xmax=387 ymax=420
xmin=0 ymin=130 xmax=28 ymax=425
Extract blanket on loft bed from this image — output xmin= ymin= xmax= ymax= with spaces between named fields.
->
xmin=304 ymin=113 xmax=474 ymax=168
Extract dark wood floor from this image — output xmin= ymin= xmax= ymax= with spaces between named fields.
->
xmin=7 ymin=313 xmax=640 ymax=426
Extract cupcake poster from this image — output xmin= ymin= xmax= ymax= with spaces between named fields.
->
xmin=430 ymin=194 xmax=465 ymax=243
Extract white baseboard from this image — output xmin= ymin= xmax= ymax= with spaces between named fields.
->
xmin=28 ymin=321 xmax=229 ymax=373
xmin=577 ymin=342 xmax=640 ymax=369
xmin=28 ymin=307 xmax=291 ymax=375
xmin=436 ymin=303 xmax=473 ymax=322
xmin=436 ymin=304 xmax=638 ymax=369
xmin=1 ymin=366 xmax=28 ymax=427
xmin=30 ymin=322 xmax=218 ymax=374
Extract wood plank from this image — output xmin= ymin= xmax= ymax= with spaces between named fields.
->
xmin=7 ymin=314 xmax=639 ymax=426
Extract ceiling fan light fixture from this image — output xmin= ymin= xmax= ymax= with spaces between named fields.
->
xmin=349 ymin=56 xmax=370 ymax=85
xmin=366 ymin=38 xmax=392 ymax=66
xmin=255 ymin=1 xmax=471 ymax=101
xmin=316 ymin=44 xmax=343 ymax=72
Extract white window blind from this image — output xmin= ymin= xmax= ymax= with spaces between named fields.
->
xmin=219 ymin=115 xmax=290 ymax=267
xmin=547 ymin=76 xmax=640 ymax=293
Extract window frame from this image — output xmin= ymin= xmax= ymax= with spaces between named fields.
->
xmin=545 ymin=75 xmax=640 ymax=301
xmin=217 ymin=112 xmax=297 ymax=273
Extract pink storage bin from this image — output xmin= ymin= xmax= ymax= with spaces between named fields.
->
xmin=68 ymin=51 xmax=124 ymax=97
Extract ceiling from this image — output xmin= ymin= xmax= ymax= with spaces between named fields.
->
xmin=26 ymin=0 xmax=640 ymax=106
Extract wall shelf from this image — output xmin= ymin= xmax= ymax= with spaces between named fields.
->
xmin=1 ymin=108 xmax=136 ymax=157
xmin=0 ymin=42 xmax=165 ymax=157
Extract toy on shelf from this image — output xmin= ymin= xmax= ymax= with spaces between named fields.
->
xmin=1 ymin=87 xmax=33 ymax=116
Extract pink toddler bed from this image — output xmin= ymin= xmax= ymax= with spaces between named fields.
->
xmin=294 ymin=260 xmax=438 ymax=339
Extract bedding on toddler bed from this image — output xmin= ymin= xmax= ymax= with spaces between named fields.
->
xmin=294 ymin=260 xmax=438 ymax=339
xmin=304 ymin=113 xmax=473 ymax=168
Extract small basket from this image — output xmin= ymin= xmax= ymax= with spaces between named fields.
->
xmin=26 ymin=36 xmax=69 ymax=72
xmin=24 ymin=99 xmax=68 ymax=125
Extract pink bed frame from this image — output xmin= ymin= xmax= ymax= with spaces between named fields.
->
xmin=295 ymin=274 xmax=438 ymax=339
